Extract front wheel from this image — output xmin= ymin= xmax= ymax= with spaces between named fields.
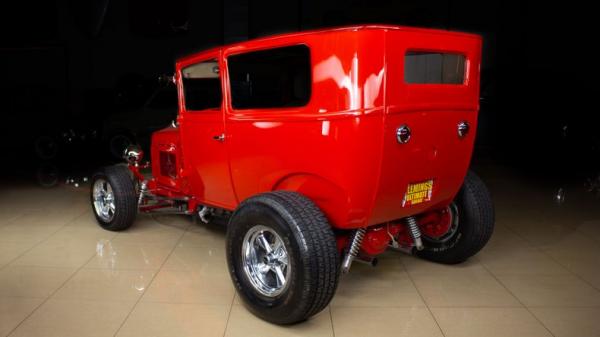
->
xmin=416 ymin=170 xmax=495 ymax=264
xmin=90 ymin=166 xmax=137 ymax=231
xmin=226 ymin=191 xmax=339 ymax=325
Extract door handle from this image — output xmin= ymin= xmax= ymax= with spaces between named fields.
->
xmin=213 ymin=133 xmax=225 ymax=142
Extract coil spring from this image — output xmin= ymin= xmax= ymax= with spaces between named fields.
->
xmin=405 ymin=216 xmax=421 ymax=241
xmin=348 ymin=228 xmax=366 ymax=257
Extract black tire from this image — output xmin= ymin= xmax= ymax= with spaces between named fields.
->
xmin=90 ymin=165 xmax=137 ymax=231
xmin=416 ymin=170 xmax=495 ymax=264
xmin=226 ymin=191 xmax=339 ymax=325
xmin=35 ymin=163 xmax=59 ymax=188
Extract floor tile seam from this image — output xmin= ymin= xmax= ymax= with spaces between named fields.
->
xmin=400 ymin=257 xmax=448 ymax=337
xmin=111 ymin=227 xmax=186 ymax=337
xmin=0 ymin=208 xmax=89 ymax=272
xmin=478 ymin=257 xmax=557 ymax=337
xmin=500 ymin=224 xmax=600 ymax=292
xmin=221 ymin=287 xmax=237 ymax=337
xmin=5 ymin=247 xmax=98 ymax=337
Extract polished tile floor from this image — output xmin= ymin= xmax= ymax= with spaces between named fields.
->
xmin=1 ymin=168 xmax=600 ymax=337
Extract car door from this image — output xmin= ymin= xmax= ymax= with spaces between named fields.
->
xmin=178 ymin=51 xmax=238 ymax=209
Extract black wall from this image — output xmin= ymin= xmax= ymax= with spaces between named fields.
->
xmin=1 ymin=0 xmax=596 ymax=182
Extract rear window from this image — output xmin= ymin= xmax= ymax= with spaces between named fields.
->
xmin=404 ymin=52 xmax=466 ymax=84
xmin=227 ymin=45 xmax=311 ymax=109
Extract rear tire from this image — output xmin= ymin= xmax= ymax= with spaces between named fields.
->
xmin=416 ymin=170 xmax=494 ymax=264
xmin=90 ymin=166 xmax=137 ymax=231
xmin=226 ymin=191 xmax=339 ymax=325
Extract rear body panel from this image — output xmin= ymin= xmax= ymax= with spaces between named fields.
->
xmin=222 ymin=28 xmax=387 ymax=230
xmin=369 ymin=29 xmax=481 ymax=225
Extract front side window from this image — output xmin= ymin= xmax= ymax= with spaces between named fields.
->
xmin=182 ymin=60 xmax=222 ymax=111
xmin=227 ymin=45 xmax=311 ymax=109
xmin=404 ymin=52 xmax=466 ymax=84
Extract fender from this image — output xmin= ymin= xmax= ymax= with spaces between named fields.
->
xmin=272 ymin=173 xmax=350 ymax=229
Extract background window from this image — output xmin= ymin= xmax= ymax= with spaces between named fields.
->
xmin=182 ymin=60 xmax=222 ymax=111
xmin=228 ymin=45 xmax=311 ymax=109
xmin=404 ymin=52 xmax=466 ymax=84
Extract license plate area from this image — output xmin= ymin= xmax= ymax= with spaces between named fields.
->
xmin=402 ymin=179 xmax=434 ymax=207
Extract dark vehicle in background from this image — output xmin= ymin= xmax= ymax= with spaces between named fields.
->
xmin=34 ymin=125 xmax=100 ymax=160
xmin=102 ymin=79 xmax=178 ymax=159
xmin=484 ymin=67 xmax=600 ymax=203
xmin=556 ymin=121 xmax=600 ymax=202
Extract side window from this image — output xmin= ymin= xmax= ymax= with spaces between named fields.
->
xmin=227 ymin=45 xmax=311 ymax=109
xmin=181 ymin=60 xmax=222 ymax=111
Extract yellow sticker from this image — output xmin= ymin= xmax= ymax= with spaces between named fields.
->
xmin=402 ymin=179 xmax=434 ymax=207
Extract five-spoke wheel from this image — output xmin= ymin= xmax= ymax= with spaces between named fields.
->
xmin=90 ymin=166 xmax=137 ymax=231
xmin=226 ymin=191 xmax=339 ymax=325
xmin=242 ymin=225 xmax=290 ymax=297
xmin=92 ymin=179 xmax=116 ymax=222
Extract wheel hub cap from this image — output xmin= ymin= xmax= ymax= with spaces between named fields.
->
xmin=241 ymin=225 xmax=290 ymax=297
xmin=92 ymin=179 xmax=116 ymax=222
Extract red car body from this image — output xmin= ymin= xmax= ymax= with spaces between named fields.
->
xmin=90 ymin=25 xmax=490 ymax=324
xmin=141 ymin=25 xmax=481 ymax=254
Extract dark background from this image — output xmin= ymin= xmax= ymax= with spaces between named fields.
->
xmin=0 ymin=0 xmax=597 ymax=191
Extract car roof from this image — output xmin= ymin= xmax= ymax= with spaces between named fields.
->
xmin=176 ymin=25 xmax=480 ymax=65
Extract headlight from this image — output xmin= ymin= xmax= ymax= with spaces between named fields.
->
xmin=124 ymin=145 xmax=144 ymax=165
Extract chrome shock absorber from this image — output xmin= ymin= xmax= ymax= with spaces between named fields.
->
xmin=341 ymin=228 xmax=366 ymax=273
xmin=137 ymin=180 xmax=148 ymax=206
xmin=404 ymin=216 xmax=424 ymax=251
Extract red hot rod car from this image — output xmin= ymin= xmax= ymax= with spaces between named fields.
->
xmin=90 ymin=25 xmax=493 ymax=324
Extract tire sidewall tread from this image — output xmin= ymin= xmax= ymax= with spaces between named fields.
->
xmin=226 ymin=191 xmax=339 ymax=325
xmin=417 ymin=170 xmax=495 ymax=264
xmin=90 ymin=165 xmax=137 ymax=231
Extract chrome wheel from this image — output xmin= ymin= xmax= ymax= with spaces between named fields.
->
xmin=241 ymin=225 xmax=290 ymax=297
xmin=92 ymin=179 xmax=116 ymax=222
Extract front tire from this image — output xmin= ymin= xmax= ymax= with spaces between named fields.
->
xmin=90 ymin=166 xmax=137 ymax=231
xmin=416 ymin=170 xmax=495 ymax=264
xmin=226 ymin=191 xmax=339 ymax=325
